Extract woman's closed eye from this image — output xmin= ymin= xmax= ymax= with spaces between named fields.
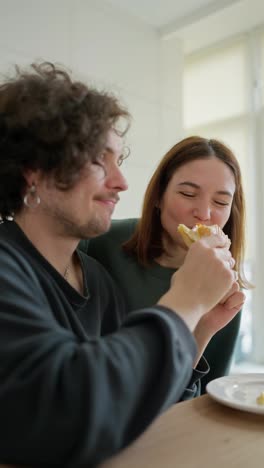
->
xmin=179 ymin=191 xmax=231 ymax=207
xmin=214 ymin=200 xmax=230 ymax=206
xmin=179 ymin=191 xmax=196 ymax=198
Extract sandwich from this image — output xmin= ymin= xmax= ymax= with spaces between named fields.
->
xmin=177 ymin=223 xmax=223 ymax=248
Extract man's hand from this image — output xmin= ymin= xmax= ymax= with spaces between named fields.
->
xmin=158 ymin=232 xmax=237 ymax=332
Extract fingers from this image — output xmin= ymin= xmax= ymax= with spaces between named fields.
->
xmin=233 ymin=271 xmax=238 ymax=281
xmin=203 ymin=239 xmax=237 ymax=279
xmin=222 ymin=280 xmax=240 ymax=297
xmin=219 ymin=281 xmax=239 ymax=304
xmin=182 ymin=244 xmax=234 ymax=311
xmin=222 ymin=290 xmax=246 ymax=310
xmin=199 ymin=234 xmax=235 ymax=272
xmin=225 ymin=254 xmax=238 ymax=282
xmin=226 ymin=251 xmax=238 ymax=282
xmin=200 ymin=230 xmax=231 ymax=249
xmin=225 ymin=252 xmax=238 ymax=282
xmin=210 ymin=242 xmax=238 ymax=281
xmin=193 ymin=236 xmax=238 ymax=287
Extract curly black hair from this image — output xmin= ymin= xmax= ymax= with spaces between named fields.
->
xmin=0 ymin=62 xmax=130 ymax=218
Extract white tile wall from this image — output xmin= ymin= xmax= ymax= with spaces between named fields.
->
xmin=0 ymin=0 xmax=183 ymax=218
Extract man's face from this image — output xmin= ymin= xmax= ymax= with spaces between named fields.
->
xmin=34 ymin=130 xmax=128 ymax=239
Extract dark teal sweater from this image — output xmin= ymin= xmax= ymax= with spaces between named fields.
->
xmin=0 ymin=220 xmax=204 ymax=467
xmin=84 ymin=218 xmax=241 ymax=394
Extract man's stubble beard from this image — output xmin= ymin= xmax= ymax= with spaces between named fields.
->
xmin=42 ymin=202 xmax=111 ymax=240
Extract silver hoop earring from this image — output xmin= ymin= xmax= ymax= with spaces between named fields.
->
xmin=23 ymin=184 xmax=41 ymax=209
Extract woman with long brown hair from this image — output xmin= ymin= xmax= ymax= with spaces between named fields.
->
xmin=84 ymin=136 xmax=248 ymax=392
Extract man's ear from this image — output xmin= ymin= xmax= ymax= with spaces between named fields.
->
xmin=23 ymin=169 xmax=41 ymax=187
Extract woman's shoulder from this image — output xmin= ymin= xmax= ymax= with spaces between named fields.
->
xmin=90 ymin=218 xmax=138 ymax=245
xmin=79 ymin=218 xmax=138 ymax=255
xmin=108 ymin=218 xmax=138 ymax=242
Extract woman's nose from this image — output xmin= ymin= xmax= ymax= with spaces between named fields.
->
xmin=193 ymin=204 xmax=211 ymax=222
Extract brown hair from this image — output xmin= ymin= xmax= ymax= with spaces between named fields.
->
xmin=0 ymin=62 xmax=130 ymax=219
xmin=124 ymin=136 xmax=250 ymax=289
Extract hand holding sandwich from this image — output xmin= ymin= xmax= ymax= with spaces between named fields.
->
xmin=158 ymin=224 xmax=242 ymax=334
xmin=159 ymin=223 xmax=245 ymax=366
xmin=193 ymin=280 xmax=245 ymax=366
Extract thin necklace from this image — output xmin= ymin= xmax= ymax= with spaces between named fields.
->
xmin=64 ymin=264 xmax=70 ymax=280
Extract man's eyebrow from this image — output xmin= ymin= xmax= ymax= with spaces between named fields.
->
xmin=104 ymin=145 xmax=129 ymax=161
xmin=104 ymin=146 xmax=114 ymax=154
xmin=177 ymin=182 xmax=233 ymax=197
xmin=104 ymin=146 xmax=123 ymax=156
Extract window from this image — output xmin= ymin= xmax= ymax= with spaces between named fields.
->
xmin=183 ymin=32 xmax=264 ymax=366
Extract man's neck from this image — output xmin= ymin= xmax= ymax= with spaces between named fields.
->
xmin=14 ymin=210 xmax=79 ymax=280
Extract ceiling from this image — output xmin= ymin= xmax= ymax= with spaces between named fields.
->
xmin=105 ymin=0 xmax=241 ymax=31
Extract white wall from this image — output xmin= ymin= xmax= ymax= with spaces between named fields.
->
xmin=0 ymin=0 xmax=183 ymax=218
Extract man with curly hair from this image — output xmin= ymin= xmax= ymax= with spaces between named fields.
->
xmin=0 ymin=62 xmax=237 ymax=467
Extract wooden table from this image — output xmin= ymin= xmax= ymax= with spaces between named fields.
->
xmin=1 ymin=395 xmax=263 ymax=468
xmin=99 ymin=394 xmax=264 ymax=468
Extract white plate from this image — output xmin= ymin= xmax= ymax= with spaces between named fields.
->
xmin=206 ymin=373 xmax=264 ymax=415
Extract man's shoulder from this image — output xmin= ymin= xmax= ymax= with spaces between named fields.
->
xmin=0 ymin=236 xmax=39 ymax=287
xmin=0 ymin=231 xmax=24 ymax=260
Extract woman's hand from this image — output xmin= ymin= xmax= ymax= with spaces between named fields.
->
xmin=193 ymin=282 xmax=246 ymax=367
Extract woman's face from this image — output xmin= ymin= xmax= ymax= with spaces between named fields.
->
xmin=159 ymin=157 xmax=236 ymax=248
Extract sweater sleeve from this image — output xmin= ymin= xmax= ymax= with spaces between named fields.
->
xmin=180 ymin=356 xmax=210 ymax=400
xmin=0 ymin=242 xmax=197 ymax=468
